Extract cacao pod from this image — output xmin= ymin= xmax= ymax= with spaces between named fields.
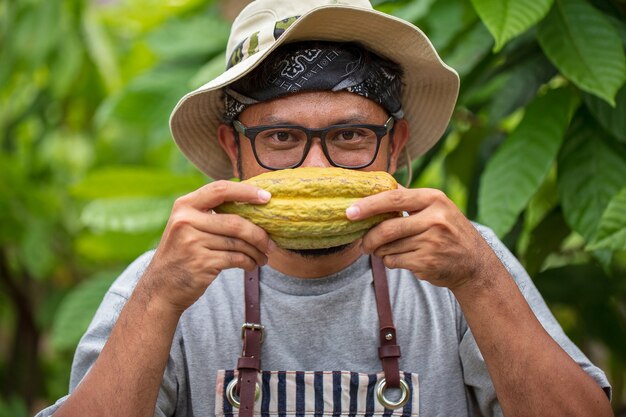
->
xmin=216 ymin=167 xmax=399 ymax=249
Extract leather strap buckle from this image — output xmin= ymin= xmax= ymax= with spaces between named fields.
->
xmin=241 ymin=322 xmax=265 ymax=343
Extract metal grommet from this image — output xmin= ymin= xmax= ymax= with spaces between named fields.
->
xmin=376 ymin=378 xmax=410 ymax=410
xmin=226 ymin=378 xmax=260 ymax=408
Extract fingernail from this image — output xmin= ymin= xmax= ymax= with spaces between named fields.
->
xmin=267 ymin=239 xmax=277 ymax=253
xmin=346 ymin=205 xmax=360 ymax=219
xmin=258 ymin=189 xmax=271 ymax=202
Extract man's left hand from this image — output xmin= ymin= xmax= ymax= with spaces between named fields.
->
xmin=347 ymin=186 xmax=504 ymax=291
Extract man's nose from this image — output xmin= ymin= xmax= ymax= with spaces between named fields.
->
xmin=301 ymin=138 xmax=331 ymax=168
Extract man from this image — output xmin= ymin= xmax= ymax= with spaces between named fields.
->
xmin=37 ymin=0 xmax=613 ymax=416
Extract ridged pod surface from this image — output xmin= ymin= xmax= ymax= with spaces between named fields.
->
xmin=216 ymin=167 xmax=399 ymax=249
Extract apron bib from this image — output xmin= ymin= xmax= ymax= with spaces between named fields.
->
xmin=215 ymin=370 xmax=420 ymax=416
xmin=219 ymin=256 xmax=420 ymax=416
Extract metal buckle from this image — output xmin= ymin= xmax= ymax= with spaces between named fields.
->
xmin=240 ymin=322 xmax=265 ymax=343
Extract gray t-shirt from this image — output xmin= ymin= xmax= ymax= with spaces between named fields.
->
xmin=36 ymin=225 xmax=610 ymax=416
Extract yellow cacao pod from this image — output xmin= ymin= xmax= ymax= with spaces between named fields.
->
xmin=216 ymin=167 xmax=398 ymax=249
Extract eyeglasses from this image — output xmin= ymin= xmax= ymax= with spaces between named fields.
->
xmin=231 ymin=116 xmax=395 ymax=170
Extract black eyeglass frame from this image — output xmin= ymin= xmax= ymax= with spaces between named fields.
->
xmin=231 ymin=116 xmax=395 ymax=170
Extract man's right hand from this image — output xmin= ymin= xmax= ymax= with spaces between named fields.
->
xmin=140 ymin=180 xmax=273 ymax=314
xmin=53 ymin=179 xmax=274 ymax=417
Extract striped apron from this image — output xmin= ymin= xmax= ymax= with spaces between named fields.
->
xmin=218 ymin=256 xmax=419 ymax=416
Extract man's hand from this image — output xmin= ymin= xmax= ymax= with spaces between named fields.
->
xmin=346 ymin=186 xmax=500 ymax=291
xmin=54 ymin=181 xmax=274 ymax=417
xmin=347 ymin=186 xmax=613 ymax=417
xmin=143 ymin=180 xmax=274 ymax=314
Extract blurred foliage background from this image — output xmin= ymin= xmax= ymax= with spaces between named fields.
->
xmin=0 ymin=0 xmax=625 ymax=415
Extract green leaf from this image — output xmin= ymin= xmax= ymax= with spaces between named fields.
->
xmin=49 ymin=30 xmax=84 ymax=99
xmin=587 ymin=187 xmax=626 ymax=251
xmin=584 ymin=83 xmax=626 ymax=143
xmin=444 ymin=21 xmax=494 ymax=77
xmin=524 ymin=207 xmax=570 ymax=277
xmin=558 ymin=115 xmax=626 ymax=242
xmin=446 ymin=126 xmax=489 ymax=192
xmin=470 ymin=0 xmax=553 ymax=51
xmin=97 ymin=66 xmax=197 ymax=139
xmin=146 ymin=13 xmax=229 ymax=60
xmin=190 ymin=52 xmax=226 ymax=90
xmin=12 ymin=0 xmax=62 ymax=66
xmin=607 ymin=14 xmax=626 ymax=47
xmin=478 ymin=88 xmax=579 ymax=237
xmin=537 ymin=0 xmax=626 ymax=106
xmin=390 ymin=0 xmax=436 ymax=22
xmin=51 ymin=272 xmax=118 ymax=351
xmin=82 ymin=5 xmax=121 ymax=92
xmin=81 ymin=196 xmax=174 ymax=233
xmin=420 ymin=0 xmax=472 ymax=51
xmin=485 ymin=53 xmax=557 ymax=123
xmin=19 ymin=217 xmax=58 ymax=281
xmin=70 ymin=166 xmax=206 ymax=199
xmin=75 ymin=231 xmax=159 ymax=262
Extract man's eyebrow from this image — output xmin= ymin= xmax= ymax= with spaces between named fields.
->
xmin=257 ymin=115 xmax=375 ymax=125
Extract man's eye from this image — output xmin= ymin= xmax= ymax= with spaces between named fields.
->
xmin=273 ymin=131 xmax=292 ymax=142
xmin=335 ymin=129 xmax=369 ymax=141
xmin=260 ymin=129 xmax=302 ymax=144
xmin=338 ymin=130 xmax=357 ymax=140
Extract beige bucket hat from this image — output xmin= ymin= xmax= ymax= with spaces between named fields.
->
xmin=169 ymin=0 xmax=460 ymax=180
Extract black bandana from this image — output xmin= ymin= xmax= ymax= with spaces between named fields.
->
xmin=223 ymin=43 xmax=404 ymax=121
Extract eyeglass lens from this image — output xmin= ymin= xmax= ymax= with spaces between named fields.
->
xmin=254 ymin=126 xmax=379 ymax=169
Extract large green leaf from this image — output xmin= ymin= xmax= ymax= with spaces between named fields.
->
xmin=443 ymin=21 xmax=493 ymax=77
xmin=608 ymin=14 xmax=626 ymax=47
xmin=587 ymin=187 xmax=626 ymax=251
xmin=51 ymin=272 xmax=118 ymax=351
xmin=82 ymin=5 xmax=121 ymax=92
xmin=146 ymin=12 xmax=229 ymax=60
xmin=470 ymin=0 xmax=553 ymax=51
xmin=11 ymin=0 xmax=62 ymax=66
xmin=524 ymin=207 xmax=570 ymax=277
xmin=49 ymin=30 xmax=85 ymax=99
xmin=389 ymin=0 xmax=436 ymax=23
xmin=75 ymin=231 xmax=159 ymax=262
xmin=584 ymin=84 xmax=626 ymax=143
xmin=98 ymin=66 xmax=197 ymax=132
xmin=478 ymin=87 xmax=579 ymax=237
xmin=19 ymin=217 xmax=58 ymax=281
xmin=97 ymin=0 xmax=206 ymax=33
xmin=419 ymin=0 xmax=472 ymax=51
xmin=537 ymin=0 xmax=626 ymax=106
xmin=190 ymin=52 xmax=226 ymax=90
xmin=558 ymin=116 xmax=626 ymax=242
xmin=81 ymin=196 xmax=174 ymax=233
xmin=446 ymin=126 xmax=489 ymax=191
xmin=70 ymin=166 xmax=206 ymax=199
xmin=486 ymin=53 xmax=557 ymax=123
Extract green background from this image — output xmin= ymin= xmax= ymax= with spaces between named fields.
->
xmin=1 ymin=0 xmax=625 ymax=415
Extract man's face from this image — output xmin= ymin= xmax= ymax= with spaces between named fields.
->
xmin=219 ymin=90 xmax=408 ymax=180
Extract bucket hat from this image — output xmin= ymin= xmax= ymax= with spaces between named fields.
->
xmin=169 ymin=0 xmax=460 ymax=180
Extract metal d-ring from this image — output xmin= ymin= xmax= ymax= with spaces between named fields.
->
xmin=376 ymin=377 xmax=410 ymax=410
xmin=226 ymin=378 xmax=260 ymax=408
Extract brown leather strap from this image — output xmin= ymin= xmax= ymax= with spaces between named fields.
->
xmin=238 ymin=268 xmax=263 ymax=417
xmin=237 ymin=256 xmax=401 ymax=414
xmin=371 ymin=255 xmax=402 ymax=388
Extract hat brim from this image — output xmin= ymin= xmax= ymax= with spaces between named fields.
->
xmin=169 ymin=5 xmax=459 ymax=180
